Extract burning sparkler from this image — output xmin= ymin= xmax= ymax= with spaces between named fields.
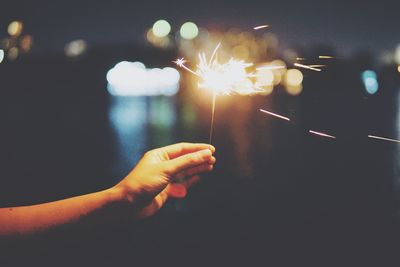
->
xmin=174 ymin=43 xmax=261 ymax=143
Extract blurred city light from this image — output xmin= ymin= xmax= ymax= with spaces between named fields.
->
xmin=395 ymin=44 xmax=400 ymax=64
xmin=362 ymin=70 xmax=379 ymax=94
xmin=64 ymin=39 xmax=87 ymax=57
xmin=7 ymin=21 xmax=23 ymax=37
xmin=20 ymin=35 xmax=34 ymax=52
xmin=285 ymin=69 xmax=303 ymax=86
xmin=152 ymin=20 xmax=171 ymax=38
xmin=180 ymin=22 xmax=199 ymax=40
xmin=106 ymin=61 xmax=180 ymax=96
xmin=8 ymin=47 xmax=19 ymax=61
xmin=0 ymin=49 xmax=4 ymax=63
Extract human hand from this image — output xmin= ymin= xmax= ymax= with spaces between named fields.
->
xmin=114 ymin=143 xmax=216 ymax=219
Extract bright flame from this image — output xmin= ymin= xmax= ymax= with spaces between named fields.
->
xmin=174 ymin=43 xmax=262 ymax=95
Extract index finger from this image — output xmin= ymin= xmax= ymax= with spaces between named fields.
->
xmin=158 ymin=143 xmax=215 ymax=160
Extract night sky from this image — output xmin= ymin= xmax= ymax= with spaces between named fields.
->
xmin=1 ymin=0 xmax=399 ymax=55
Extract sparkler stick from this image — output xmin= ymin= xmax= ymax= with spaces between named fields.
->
xmin=368 ymin=135 xmax=400 ymax=143
xmin=259 ymin=108 xmax=291 ymax=121
xmin=309 ymin=130 xmax=336 ymax=139
xmin=253 ymin=24 xmax=269 ymax=30
xmin=294 ymin=63 xmax=322 ymax=72
xmin=209 ymin=92 xmax=217 ymax=144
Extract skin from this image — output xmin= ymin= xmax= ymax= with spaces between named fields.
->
xmin=0 ymin=143 xmax=216 ymax=238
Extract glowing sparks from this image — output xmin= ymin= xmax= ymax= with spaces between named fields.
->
xmin=309 ymin=130 xmax=336 ymax=139
xmin=253 ymin=24 xmax=269 ymax=30
xmin=294 ymin=63 xmax=322 ymax=72
xmin=259 ymin=109 xmax=291 ymax=121
xmin=319 ymin=55 xmax=334 ymax=59
xmin=296 ymin=57 xmax=306 ymax=61
xmin=368 ymin=135 xmax=400 ymax=143
xmin=173 ymin=57 xmax=200 ymax=77
xmin=174 ymin=43 xmax=260 ymax=95
xmin=256 ymin=65 xmax=285 ymax=71
xmin=309 ymin=65 xmax=326 ymax=68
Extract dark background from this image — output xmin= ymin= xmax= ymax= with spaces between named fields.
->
xmin=1 ymin=1 xmax=400 ymax=266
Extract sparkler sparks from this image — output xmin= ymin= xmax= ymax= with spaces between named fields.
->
xmin=309 ymin=130 xmax=336 ymax=139
xmin=253 ymin=24 xmax=269 ymax=30
xmin=368 ymin=135 xmax=400 ymax=143
xmin=319 ymin=55 xmax=334 ymax=59
xmin=174 ymin=43 xmax=262 ymax=143
xmin=259 ymin=108 xmax=291 ymax=121
xmin=294 ymin=63 xmax=322 ymax=72
xmin=255 ymin=65 xmax=286 ymax=71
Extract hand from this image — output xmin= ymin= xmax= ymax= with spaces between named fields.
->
xmin=114 ymin=143 xmax=216 ymax=219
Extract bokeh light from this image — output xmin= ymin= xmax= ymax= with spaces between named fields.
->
xmin=8 ymin=21 xmax=23 ymax=37
xmin=8 ymin=47 xmax=19 ymax=61
xmin=64 ymin=39 xmax=87 ymax=57
xmin=20 ymin=35 xmax=34 ymax=52
xmin=106 ymin=61 xmax=180 ymax=96
xmin=362 ymin=70 xmax=379 ymax=94
xmin=152 ymin=20 xmax=171 ymax=38
xmin=395 ymin=44 xmax=400 ymax=64
xmin=0 ymin=49 xmax=4 ymax=63
xmin=285 ymin=69 xmax=303 ymax=86
xmin=180 ymin=22 xmax=199 ymax=40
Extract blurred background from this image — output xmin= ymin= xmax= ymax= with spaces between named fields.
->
xmin=1 ymin=0 xmax=400 ymax=266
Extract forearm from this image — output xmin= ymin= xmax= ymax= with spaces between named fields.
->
xmin=0 ymin=187 xmax=128 ymax=238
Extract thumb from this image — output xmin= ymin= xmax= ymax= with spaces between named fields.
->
xmin=163 ymin=149 xmax=213 ymax=177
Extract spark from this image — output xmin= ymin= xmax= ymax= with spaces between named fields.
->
xmin=259 ymin=108 xmax=291 ymax=121
xmin=319 ymin=55 xmax=334 ymax=59
xmin=296 ymin=57 xmax=306 ymax=61
xmin=309 ymin=130 xmax=336 ymax=139
xmin=173 ymin=58 xmax=200 ymax=77
xmin=253 ymin=24 xmax=269 ymax=30
xmin=256 ymin=65 xmax=285 ymax=71
xmin=309 ymin=65 xmax=326 ymax=68
xmin=294 ymin=63 xmax=322 ymax=72
xmin=368 ymin=135 xmax=400 ymax=143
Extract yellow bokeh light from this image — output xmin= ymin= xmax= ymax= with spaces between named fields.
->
xmin=286 ymin=84 xmax=303 ymax=95
xmin=8 ymin=47 xmax=19 ymax=61
xmin=285 ymin=69 xmax=303 ymax=86
xmin=8 ymin=21 xmax=23 ymax=37
xmin=152 ymin=20 xmax=171 ymax=38
xmin=180 ymin=22 xmax=199 ymax=40
xmin=397 ymin=65 xmax=400 ymax=73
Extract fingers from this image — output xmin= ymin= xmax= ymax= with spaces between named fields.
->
xmin=167 ymin=175 xmax=201 ymax=198
xmin=158 ymin=143 xmax=215 ymax=160
xmin=164 ymin=149 xmax=214 ymax=176
xmin=174 ymin=162 xmax=214 ymax=181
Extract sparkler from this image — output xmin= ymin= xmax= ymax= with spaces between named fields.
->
xmin=253 ymin=24 xmax=269 ymax=30
xmin=259 ymin=108 xmax=291 ymax=121
xmin=309 ymin=130 xmax=336 ymax=139
xmin=294 ymin=63 xmax=322 ymax=72
xmin=174 ymin=43 xmax=260 ymax=144
xmin=367 ymin=135 xmax=400 ymax=143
